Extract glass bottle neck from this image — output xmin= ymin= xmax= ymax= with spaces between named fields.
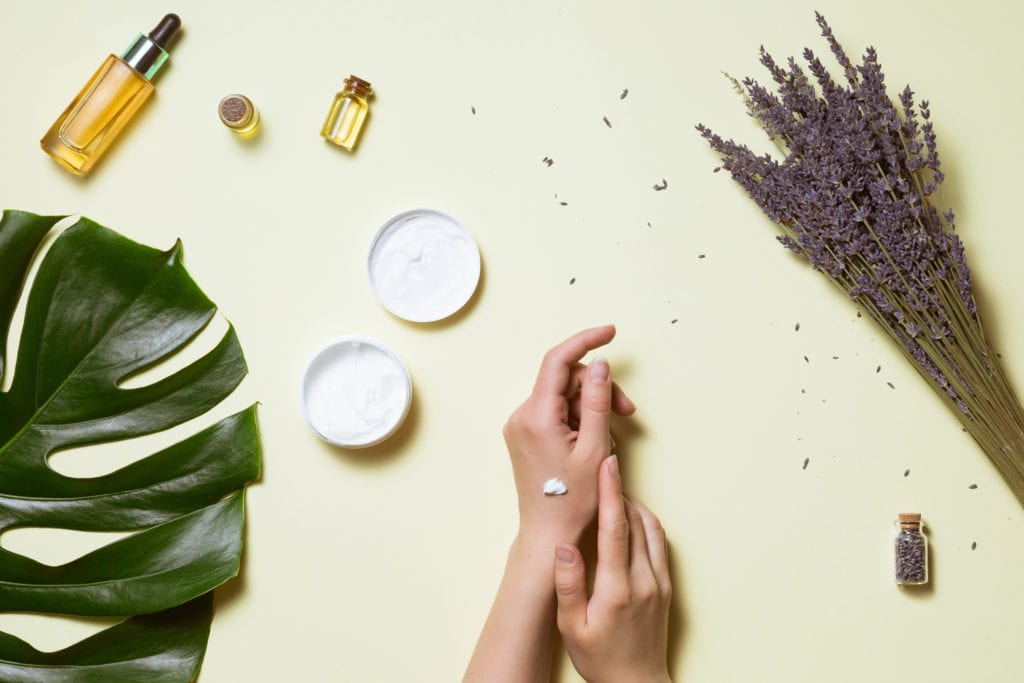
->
xmin=120 ymin=34 xmax=169 ymax=81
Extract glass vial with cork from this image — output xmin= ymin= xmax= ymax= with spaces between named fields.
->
xmin=40 ymin=14 xmax=182 ymax=176
xmin=320 ymin=75 xmax=373 ymax=151
xmin=218 ymin=94 xmax=260 ymax=135
xmin=895 ymin=513 xmax=928 ymax=585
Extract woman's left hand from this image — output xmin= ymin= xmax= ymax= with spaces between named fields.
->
xmin=503 ymin=324 xmax=636 ymax=547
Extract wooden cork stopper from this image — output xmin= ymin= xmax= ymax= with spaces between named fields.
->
xmin=218 ymin=94 xmax=258 ymax=131
xmin=898 ymin=512 xmax=922 ymax=529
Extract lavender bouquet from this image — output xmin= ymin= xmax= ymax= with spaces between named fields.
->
xmin=698 ymin=13 xmax=1024 ymax=507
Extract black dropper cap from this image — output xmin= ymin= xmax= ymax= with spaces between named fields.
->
xmin=121 ymin=14 xmax=182 ymax=80
xmin=148 ymin=13 xmax=181 ymax=49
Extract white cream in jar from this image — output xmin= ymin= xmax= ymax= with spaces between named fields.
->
xmin=300 ymin=336 xmax=412 ymax=448
xmin=367 ymin=209 xmax=481 ymax=322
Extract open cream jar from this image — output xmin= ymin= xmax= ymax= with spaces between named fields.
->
xmin=367 ymin=209 xmax=481 ymax=323
xmin=300 ymin=335 xmax=412 ymax=448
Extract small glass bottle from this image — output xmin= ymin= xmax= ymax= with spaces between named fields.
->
xmin=895 ymin=513 xmax=928 ymax=585
xmin=40 ymin=14 xmax=182 ymax=176
xmin=320 ymin=75 xmax=373 ymax=151
xmin=218 ymin=94 xmax=260 ymax=135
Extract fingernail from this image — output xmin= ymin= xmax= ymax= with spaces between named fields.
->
xmin=556 ymin=545 xmax=576 ymax=565
xmin=589 ymin=357 xmax=610 ymax=383
xmin=607 ymin=455 xmax=619 ymax=478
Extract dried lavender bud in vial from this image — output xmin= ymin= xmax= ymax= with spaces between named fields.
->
xmin=895 ymin=513 xmax=928 ymax=585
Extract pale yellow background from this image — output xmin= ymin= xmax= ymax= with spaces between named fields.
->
xmin=1 ymin=0 xmax=1023 ymax=680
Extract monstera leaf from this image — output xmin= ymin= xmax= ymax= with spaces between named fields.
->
xmin=0 ymin=210 xmax=260 ymax=681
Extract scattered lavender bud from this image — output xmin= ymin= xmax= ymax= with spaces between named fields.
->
xmin=795 ymin=322 xmax=800 ymax=331
xmin=542 ymin=156 xmax=554 ymax=167
xmin=603 ymin=116 xmax=612 ymax=128
xmin=671 ymin=318 xmax=679 ymax=324
xmin=887 ymin=382 xmax=896 ymax=389
xmin=968 ymin=483 xmax=977 ymax=489
xmin=971 ymin=541 xmax=977 ymax=550
xmin=653 ymin=179 xmax=668 ymax=191
xmin=620 ymin=88 xmax=629 ymax=100
xmin=904 ymin=469 xmax=910 ymax=477
xmin=471 ymin=106 xmax=476 ymax=115
xmin=803 ymin=457 xmax=809 ymax=470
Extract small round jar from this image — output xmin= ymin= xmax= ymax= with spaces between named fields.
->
xmin=218 ymin=94 xmax=260 ymax=134
xmin=300 ymin=335 xmax=412 ymax=448
xmin=367 ymin=209 xmax=481 ymax=322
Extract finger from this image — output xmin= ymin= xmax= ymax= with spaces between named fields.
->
xmin=624 ymin=497 xmax=655 ymax=581
xmin=612 ymin=383 xmax=638 ymax=416
xmin=532 ymin=325 xmax=616 ymax=408
xmin=566 ymin=364 xmax=636 ymax=416
xmin=576 ymin=358 xmax=613 ymax=456
xmin=594 ymin=456 xmax=630 ymax=593
xmin=567 ymin=396 xmax=581 ymax=432
xmin=628 ymin=495 xmax=671 ymax=593
xmin=554 ymin=544 xmax=588 ymax=633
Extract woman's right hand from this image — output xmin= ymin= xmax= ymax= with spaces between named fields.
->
xmin=554 ymin=455 xmax=673 ymax=683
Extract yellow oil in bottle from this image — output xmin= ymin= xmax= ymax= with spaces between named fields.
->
xmin=321 ymin=75 xmax=372 ymax=151
xmin=39 ymin=15 xmax=180 ymax=176
xmin=41 ymin=56 xmax=153 ymax=175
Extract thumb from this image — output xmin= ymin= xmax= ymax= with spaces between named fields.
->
xmin=554 ymin=544 xmax=588 ymax=634
xmin=576 ymin=358 xmax=612 ymax=456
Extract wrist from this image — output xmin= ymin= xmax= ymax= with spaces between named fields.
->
xmin=509 ymin=531 xmax=561 ymax=572
xmin=496 ymin=535 xmax=560 ymax=614
xmin=589 ymin=672 xmax=671 ymax=683
xmin=516 ymin=517 xmax=587 ymax=549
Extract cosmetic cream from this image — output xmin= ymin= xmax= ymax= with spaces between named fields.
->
xmin=367 ymin=209 xmax=481 ymax=322
xmin=300 ymin=336 xmax=412 ymax=448
xmin=543 ymin=478 xmax=568 ymax=496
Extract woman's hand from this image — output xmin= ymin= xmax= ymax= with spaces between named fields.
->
xmin=554 ymin=456 xmax=673 ymax=683
xmin=465 ymin=325 xmax=636 ymax=683
xmin=503 ymin=324 xmax=636 ymax=546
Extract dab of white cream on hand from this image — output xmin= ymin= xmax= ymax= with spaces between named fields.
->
xmin=543 ymin=478 xmax=567 ymax=496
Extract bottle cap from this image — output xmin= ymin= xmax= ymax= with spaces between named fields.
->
xmin=344 ymin=75 xmax=373 ymax=98
xmin=218 ymin=94 xmax=259 ymax=132
xmin=121 ymin=14 xmax=182 ymax=80
xmin=367 ymin=209 xmax=481 ymax=322
xmin=898 ymin=512 xmax=923 ymax=529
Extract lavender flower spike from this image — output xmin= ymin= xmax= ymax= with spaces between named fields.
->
xmin=698 ymin=14 xmax=1024 ymax=508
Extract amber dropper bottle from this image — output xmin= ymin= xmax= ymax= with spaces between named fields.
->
xmin=41 ymin=14 xmax=182 ymax=176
